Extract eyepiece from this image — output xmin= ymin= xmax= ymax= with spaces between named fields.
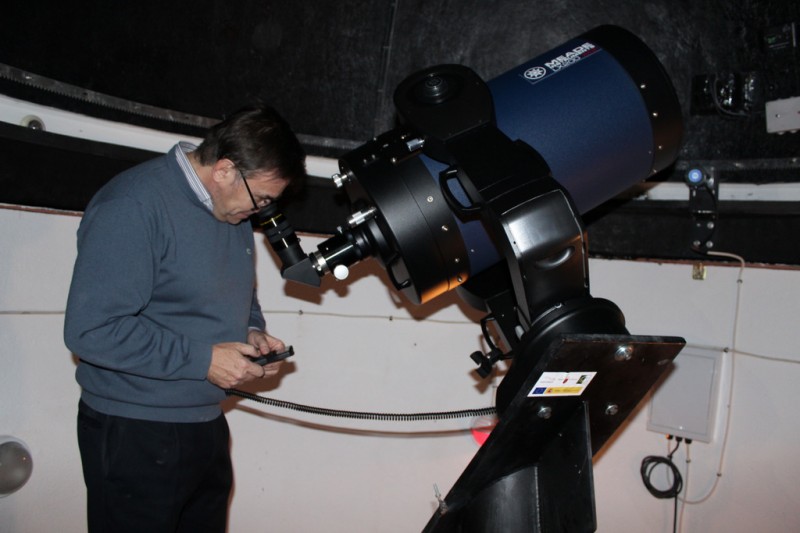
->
xmin=255 ymin=205 xmax=307 ymax=266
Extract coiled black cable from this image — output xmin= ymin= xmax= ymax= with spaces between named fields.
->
xmin=641 ymin=455 xmax=683 ymax=498
xmin=641 ymin=438 xmax=683 ymax=533
xmin=227 ymin=388 xmax=497 ymax=421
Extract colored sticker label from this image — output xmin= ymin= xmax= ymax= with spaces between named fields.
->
xmin=528 ymin=372 xmax=597 ymax=397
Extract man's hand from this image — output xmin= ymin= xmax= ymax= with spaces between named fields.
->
xmin=207 ymin=342 xmax=266 ymax=389
xmin=247 ymin=330 xmax=286 ymax=379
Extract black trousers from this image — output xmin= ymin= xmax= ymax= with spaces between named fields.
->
xmin=77 ymin=401 xmax=233 ymax=533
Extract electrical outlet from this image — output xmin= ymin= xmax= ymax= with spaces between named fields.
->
xmin=764 ymin=22 xmax=797 ymax=52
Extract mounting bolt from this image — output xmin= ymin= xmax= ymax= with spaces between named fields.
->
xmin=605 ymin=403 xmax=620 ymax=416
xmin=536 ymin=405 xmax=552 ymax=419
xmin=332 ymin=172 xmax=353 ymax=189
xmin=614 ymin=345 xmax=633 ymax=361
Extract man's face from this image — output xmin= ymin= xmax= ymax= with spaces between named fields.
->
xmin=211 ymin=162 xmax=288 ymax=224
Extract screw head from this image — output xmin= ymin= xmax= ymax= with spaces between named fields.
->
xmin=537 ymin=405 xmax=552 ymax=419
xmin=615 ymin=345 xmax=633 ymax=361
xmin=605 ymin=404 xmax=619 ymax=416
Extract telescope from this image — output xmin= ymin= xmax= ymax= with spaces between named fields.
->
xmin=259 ymin=24 xmax=685 ymax=532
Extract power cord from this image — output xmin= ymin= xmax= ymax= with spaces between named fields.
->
xmin=641 ymin=436 xmax=688 ymax=533
xmin=641 ymin=436 xmax=684 ymax=498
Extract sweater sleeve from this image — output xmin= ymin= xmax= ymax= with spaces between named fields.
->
xmin=64 ymin=195 xmax=212 ymax=380
xmin=249 ymin=287 xmax=267 ymax=331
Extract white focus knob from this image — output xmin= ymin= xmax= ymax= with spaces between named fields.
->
xmin=332 ymin=264 xmax=350 ymax=280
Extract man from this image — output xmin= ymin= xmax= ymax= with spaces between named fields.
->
xmin=64 ymin=104 xmax=306 ymax=532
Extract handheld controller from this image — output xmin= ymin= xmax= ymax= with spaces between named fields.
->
xmin=251 ymin=346 xmax=294 ymax=366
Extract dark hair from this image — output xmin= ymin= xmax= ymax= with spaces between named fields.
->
xmin=195 ymin=104 xmax=306 ymax=192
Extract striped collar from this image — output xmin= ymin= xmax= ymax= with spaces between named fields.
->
xmin=175 ymin=141 xmax=213 ymax=211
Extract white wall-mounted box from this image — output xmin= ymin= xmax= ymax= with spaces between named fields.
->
xmin=766 ymin=95 xmax=800 ymax=134
xmin=647 ymin=346 xmax=724 ymax=443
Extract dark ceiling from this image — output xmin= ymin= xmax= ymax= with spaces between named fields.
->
xmin=1 ymin=0 xmax=798 ymax=265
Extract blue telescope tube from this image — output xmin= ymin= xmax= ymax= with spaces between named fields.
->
xmin=419 ymin=25 xmax=682 ymax=277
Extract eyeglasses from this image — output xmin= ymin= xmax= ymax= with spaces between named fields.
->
xmin=236 ymin=167 xmax=274 ymax=211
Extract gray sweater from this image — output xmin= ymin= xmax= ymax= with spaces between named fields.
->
xmin=64 ymin=145 xmax=266 ymax=422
